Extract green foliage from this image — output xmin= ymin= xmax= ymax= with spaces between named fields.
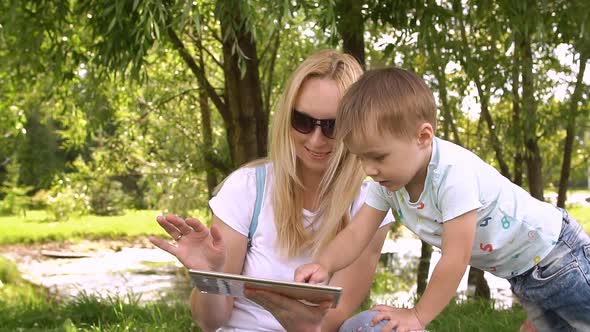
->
xmin=45 ymin=176 xmax=91 ymax=221
xmin=371 ymin=265 xmax=415 ymax=295
xmin=1 ymin=0 xmax=588 ymax=219
xmin=89 ymin=180 xmax=129 ymax=216
xmin=0 ymin=256 xmax=22 ymax=285
xmin=0 ymin=159 xmax=32 ymax=216
xmin=71 ymin=157 xmax=130 ymax=216
xmin=17 ymin=111 xmax=68 ymax=191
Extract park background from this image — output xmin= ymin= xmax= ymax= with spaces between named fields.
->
xmin=0 ymin=0 xmax=589 ymax=331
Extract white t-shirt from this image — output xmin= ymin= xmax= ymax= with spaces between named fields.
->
xmin=365 ymin=137 xmax=562 ymax=279
xmin=209 ymin=163 xmax=394 ymax=332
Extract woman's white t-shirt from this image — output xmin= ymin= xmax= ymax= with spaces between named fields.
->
xmin=209 ymin=163 xmax=393 ymax=331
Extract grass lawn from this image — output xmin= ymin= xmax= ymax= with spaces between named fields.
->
xmin=1 ymin=203 xmax=587 ymax=246
xmin=0 ymin=209 xmax=210 ymax=245
xmin=569 ymin=205 xmax=590 ymax=233
xmin=0 ymin=257 xmax=196 ymax=332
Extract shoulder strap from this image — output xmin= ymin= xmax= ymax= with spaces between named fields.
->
xmin=248 ymin=165 xmax=266 ymax=249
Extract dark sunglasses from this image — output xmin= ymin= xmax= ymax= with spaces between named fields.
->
xmin=291 ymin=109 xmax=336 ymax=139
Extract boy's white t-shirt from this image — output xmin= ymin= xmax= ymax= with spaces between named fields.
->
xmin=209 ymin=163 xmax=394 ymax=332
xmin=365 ymin=137 xmax=562 ymax=279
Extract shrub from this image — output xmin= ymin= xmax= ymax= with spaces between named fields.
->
xmin=88 ymin=177 xmax=129 ymax=216
xmin=45 ymin=176 xmax=91 ymax=221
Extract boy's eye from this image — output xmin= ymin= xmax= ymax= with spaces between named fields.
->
xmin=373 ymin=155 xmax=386 ymax=161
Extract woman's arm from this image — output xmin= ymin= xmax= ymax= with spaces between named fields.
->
xmin=190 ymin=216 xmax=249 ymax=331
xmin=322 ymin=225 xmax=390 ymax=331
xmin=150 ymin=214 xmax=248 ymax=331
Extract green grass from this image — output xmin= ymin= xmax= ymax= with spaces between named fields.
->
xmin=0 ymin=256 xmax=198 ymax=332
xmin=430 ymin=299 xmax=527 ymax=331
xmin=0 ymin=209 xmax=210 ymax=245
xmin=569 ymin=205 xmax=590 ymax=233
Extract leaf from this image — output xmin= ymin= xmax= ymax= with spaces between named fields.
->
xmin=239 ymin=56 xmax=247 ymax=79
xmin=107 ymin=16 xmax=117 ymax=33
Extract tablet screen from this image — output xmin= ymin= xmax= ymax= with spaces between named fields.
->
xmin=189 ymin=269 xmax=342 ymax=308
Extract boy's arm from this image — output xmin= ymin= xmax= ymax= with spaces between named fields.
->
xmin=413 ymin=210 xmax=477 ymax=327
xmin=295 ymin=204 xmax=387 ymax=283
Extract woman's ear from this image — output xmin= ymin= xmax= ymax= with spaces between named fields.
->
xmin=416 ymin=123 xmax=433 ymax=147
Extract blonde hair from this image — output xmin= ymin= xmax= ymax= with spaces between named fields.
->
xmin=337 ymin=68 xmax=437 ymax=145
xmin=269 ymin=49 xmax=365 ymax=258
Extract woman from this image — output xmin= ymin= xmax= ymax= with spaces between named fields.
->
xmin=149 ymin=49 xmax=393 ymax=331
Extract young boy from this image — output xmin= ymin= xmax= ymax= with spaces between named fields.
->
xmin=295 ymin=68 xmax=590 ymax=331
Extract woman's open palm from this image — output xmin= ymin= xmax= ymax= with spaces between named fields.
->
xmin=149 ymin=214 xmax=226 ymax=272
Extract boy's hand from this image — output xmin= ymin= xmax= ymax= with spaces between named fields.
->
xmin=294 ymin=263 xmax=330 ymax=284
xmin=370 ymin=305 xmax=425 ymax=332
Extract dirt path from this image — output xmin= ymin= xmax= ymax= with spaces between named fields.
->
xmin=0 ymin=238 xmax=154 ymax=264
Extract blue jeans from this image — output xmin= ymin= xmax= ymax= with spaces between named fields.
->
xmin=508 ymin=209 xmax=590 ymax=331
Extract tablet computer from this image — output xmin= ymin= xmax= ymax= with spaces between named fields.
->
xmin=188 ymin=269 xmax=342 ymax=308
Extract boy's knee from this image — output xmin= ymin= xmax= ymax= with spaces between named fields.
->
xmin=338 ymin=310 xmax=392 ymax=332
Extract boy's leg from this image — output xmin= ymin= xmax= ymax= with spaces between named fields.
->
xmin=510 ymin=211 xmax=590 ymax=331
xmin=338 ymin=310 xmax=391 ymax=332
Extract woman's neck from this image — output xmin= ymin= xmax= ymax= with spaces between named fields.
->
xmin=299 ymin=168 xmax=325 ymax=211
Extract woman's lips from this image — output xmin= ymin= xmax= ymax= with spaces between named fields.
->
xmin=305 ymin=147 xmax=330 ymax=160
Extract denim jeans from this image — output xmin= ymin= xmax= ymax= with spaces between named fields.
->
xmin=508 ymin=209 xmax=590 ymax=331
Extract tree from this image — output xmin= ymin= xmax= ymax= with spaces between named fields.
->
xmin=555 ymin=0 xmax=590 ymax=207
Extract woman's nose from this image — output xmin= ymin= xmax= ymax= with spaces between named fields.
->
xmin=307 ymin=126 xmax=326 ymax=145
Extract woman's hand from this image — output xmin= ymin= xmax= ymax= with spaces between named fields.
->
xmin=149 ymin=214 xmax=226 ymax=271
xmin=244 ymin=288 xmax=331 ymax=332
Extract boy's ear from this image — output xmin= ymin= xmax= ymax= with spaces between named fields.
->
xmin=416 ymin=123 xmax=433 ymax=147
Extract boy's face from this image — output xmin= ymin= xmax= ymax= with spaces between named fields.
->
xmin=346 ymin=125 xmax=432 ymax=193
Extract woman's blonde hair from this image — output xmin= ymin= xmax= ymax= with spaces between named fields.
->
xmin=269 ymin=49 xmax=365 ymax=258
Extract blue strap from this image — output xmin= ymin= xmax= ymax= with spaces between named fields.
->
xmin=248 ymin=165 xmax=265 ymax=249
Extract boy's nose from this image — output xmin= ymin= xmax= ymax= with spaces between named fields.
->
xmin=362 ymin=163 xmax=379 ymax=177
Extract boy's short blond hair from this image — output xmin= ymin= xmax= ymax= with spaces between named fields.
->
xmin=337 ymin=68 xmax=438 ymax=144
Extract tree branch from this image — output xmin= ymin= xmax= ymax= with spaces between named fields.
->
xmin=187 ymin=31 xmax=223 ymax=68
xmin=166 ymin=27 xmax=229 ymax=122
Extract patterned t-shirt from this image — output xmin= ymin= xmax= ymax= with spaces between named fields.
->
xmin=365 ymin=137 xmax=562 ymax=278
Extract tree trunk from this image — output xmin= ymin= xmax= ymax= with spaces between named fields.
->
xmin=336 ymin=0 xmax=365 ymax=68
xmin=453 ymin=0 xmax=507 ymax=175
xmin=478 ymin=91 xmax=511 ymax=178
xmin=511 ymin=31 xmax=524 ymax=186
xmin=199 ymin=86 xmax=218 ymax=198
xmin=192 ymin=33 xmax=220 ymax=198
xmin=428 ymin=44 xmax=462 ymax=146
xmin=219 ymin=2 xmax=267 ymax=167
xmin=417 ymin=240 xmax=432 ymax=296
xmin=557 ymin=51 xmax=588 ymax=207
xmin=467 ymin=266 xmax=490 ymax=299
xmin=520 ymin=32 xmax=544 ymax=200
